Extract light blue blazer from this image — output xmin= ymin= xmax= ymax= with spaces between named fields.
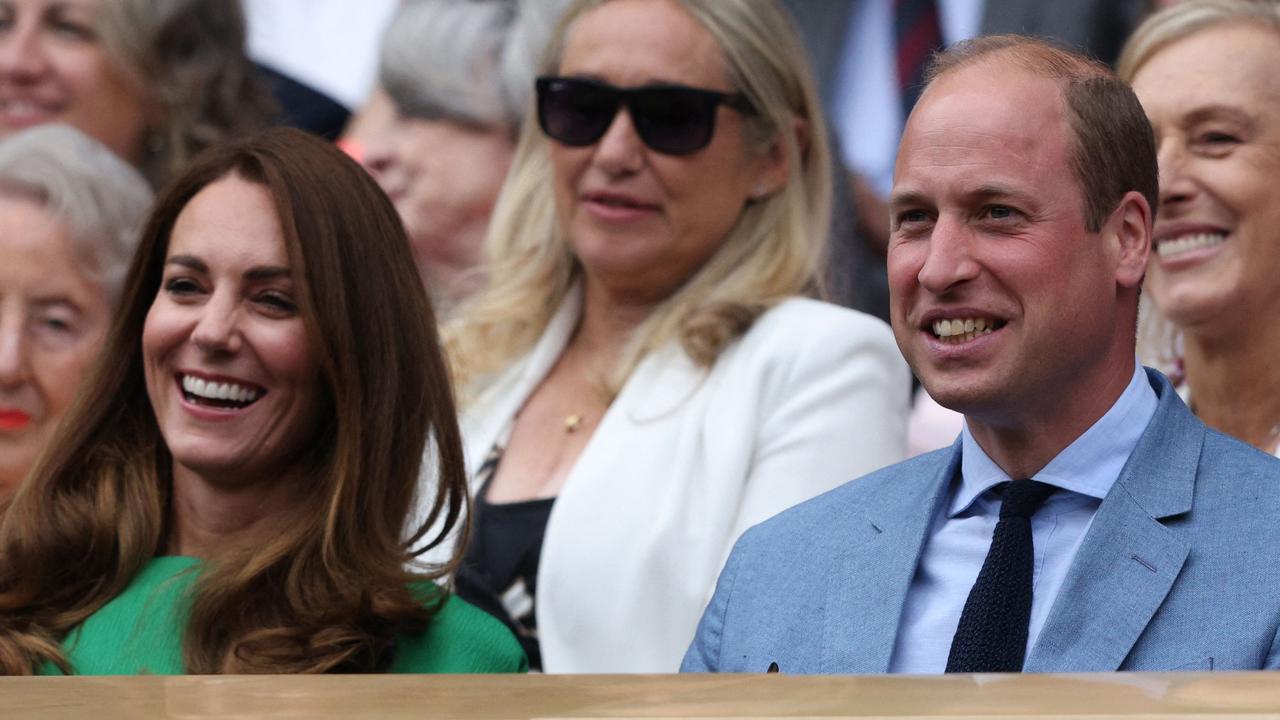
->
xmin=683 ymin=369 xmax=1280 ymax=673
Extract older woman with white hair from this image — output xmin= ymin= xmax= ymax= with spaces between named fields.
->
xmin=1121 ymin=0 xmax=1280 ymax=454
xmin=365 ymin=0 xmax=567 ymax=310
xmin=0 ymin=124 xmax=153 ymax=497
xmin=442 ymin=0 xmax=909 ymax=672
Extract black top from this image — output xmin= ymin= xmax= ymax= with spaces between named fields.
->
xmin=455 ymin=446 xmax=554 ymax=670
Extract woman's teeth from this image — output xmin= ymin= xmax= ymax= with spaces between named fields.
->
xmin=181 ymin=375 xmax=260 ymax=407
xmin=1157 ymin=232 xmax=1226 ymax=259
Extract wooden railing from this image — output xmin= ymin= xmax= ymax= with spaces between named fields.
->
xmin=5 ymin=672 xmax=1279 ymax=718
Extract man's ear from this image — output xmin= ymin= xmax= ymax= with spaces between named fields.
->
xmin=1105 ymin=190 xmax=1152 ymax=290
xmin=751 ymin=117 xmax=807 ymax=200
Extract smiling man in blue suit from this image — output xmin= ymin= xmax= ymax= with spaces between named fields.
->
xmin=682 ymin=35 xmax=1280 ymax=675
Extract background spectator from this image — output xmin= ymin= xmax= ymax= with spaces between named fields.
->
xmin=244 ymin=0 xmax=398 ymax=139
xmin=443 ymin=0 xmax=908 ymax=672
xmin=365 ymin=0 xmax=568 ymax=311
xmin=1123 ymin=0 xmax=1280 ymax=454
xmin=0 ymin=124 xmax=151 ymax=498
xmin=0 ymin=0 xmax=276 ymax=186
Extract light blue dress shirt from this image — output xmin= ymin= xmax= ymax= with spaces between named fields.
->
xmin=888 ymin=364 xmax=1158 ymax=673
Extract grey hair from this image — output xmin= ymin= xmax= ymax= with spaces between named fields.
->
xmin=379 ymin=0 xmax=570 ymax=132
xmin=0 ymin=125 xmax=153 ymax=302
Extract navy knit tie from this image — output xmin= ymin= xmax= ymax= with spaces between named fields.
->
xmin=946 ymin=479 xmax=1056 ymax=673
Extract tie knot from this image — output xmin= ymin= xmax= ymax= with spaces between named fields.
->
xmin=998 ymin=480 xmax=1055 ymax=519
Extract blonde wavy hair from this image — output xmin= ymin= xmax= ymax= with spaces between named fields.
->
xmin=446 ymin=0 xmax=831 ymax=398
xmin=1117 ymin=0 xmax=1280 ymax=379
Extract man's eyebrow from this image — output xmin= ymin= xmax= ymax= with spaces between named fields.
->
xmin=964 ymin=184 xmax=1036 ymax=205
xmin=888 ymin=185 xmax=1035 ymax=207
xmin=888 ymin=189 xmax=931 ymax=208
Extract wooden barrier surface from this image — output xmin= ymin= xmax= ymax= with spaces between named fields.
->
xmin=4 ymin=672 xmax=1280 ymax=719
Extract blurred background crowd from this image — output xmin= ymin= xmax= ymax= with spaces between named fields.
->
xmin=0 ymin=0 xmax=1276 ymax=676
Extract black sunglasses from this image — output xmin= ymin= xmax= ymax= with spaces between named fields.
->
xmin=535 ymin=76 xmax=756 ymax=156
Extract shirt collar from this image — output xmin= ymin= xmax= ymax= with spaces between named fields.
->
xmin=952 ymin=362 xmax=1159 ymax=516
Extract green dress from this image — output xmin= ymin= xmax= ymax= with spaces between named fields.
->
xmin=40 ymin=556 xmax=527 ymax=675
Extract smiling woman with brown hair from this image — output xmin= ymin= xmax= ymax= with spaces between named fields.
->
xmin=0 ymin=128 xmax=523 ymax=675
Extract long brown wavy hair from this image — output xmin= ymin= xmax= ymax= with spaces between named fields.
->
xmin=0 ymin=128 xmax=469 ymax=674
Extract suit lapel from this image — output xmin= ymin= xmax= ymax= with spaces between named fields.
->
xmin=821 ymin=446 xmax=959 ymax=673
xmin=1026 ymin=371 xmax=1199 ymax=671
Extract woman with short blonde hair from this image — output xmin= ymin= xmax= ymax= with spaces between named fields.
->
xmin=1122 ymin=0 xmax=1280 ymax=454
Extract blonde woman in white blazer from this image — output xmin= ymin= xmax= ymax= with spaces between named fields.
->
xmin=440 ymin=0 xmax=910 ymax=672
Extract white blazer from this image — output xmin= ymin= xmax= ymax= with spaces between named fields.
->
xmin=459 ymin=288 xmax=910 ymax=672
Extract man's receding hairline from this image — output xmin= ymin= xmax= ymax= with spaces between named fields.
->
xmin=924 ymin=39 xmax=1112 ymax=104
xmin=916 ymin=54 xmax=1074 ymax=145
xmin=923 ymin=52 xmax=1066 ymax=101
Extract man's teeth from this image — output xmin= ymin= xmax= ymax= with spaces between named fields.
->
xmin=181 ymin=375 xmax=259 ymax=403
xmin=1157 ymin=232 xmax=1225 ymax=259
xmin=931 ymin=317 xmax=996 ymax=343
